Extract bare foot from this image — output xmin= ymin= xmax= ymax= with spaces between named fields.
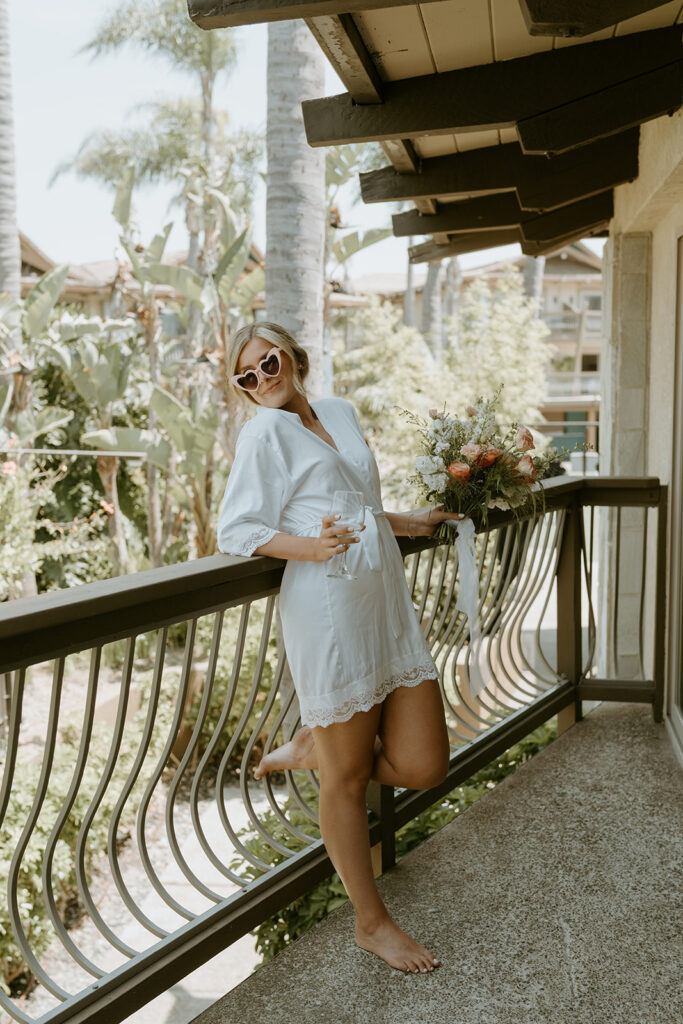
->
xmin=354 ymin=913 xmax=441 ymax=973
xmin=253 ymin=725 xmax=318 ymax=779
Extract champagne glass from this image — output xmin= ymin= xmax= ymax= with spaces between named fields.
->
xmin=326 ymin=490 xmax=365 ymax=579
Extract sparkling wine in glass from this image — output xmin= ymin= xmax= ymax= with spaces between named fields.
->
xmin=326 ymin=490 xmax=365 ymax=579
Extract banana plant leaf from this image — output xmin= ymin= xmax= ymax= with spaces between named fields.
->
xmin=23 ymin=265 xmax=71 ymax=338
xmin=82 ymin=427 xmax=171 ymax=469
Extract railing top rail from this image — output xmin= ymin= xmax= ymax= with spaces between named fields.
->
xmin=0 ymin=476 xmax=662 ymax=675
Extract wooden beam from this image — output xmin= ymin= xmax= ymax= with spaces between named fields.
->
xmin=519 ymin=190 xmax=614 ymax=242
xmin=305 ymin=14 xmax=383 ymax=104
xmin=361 ymin=129 xmax=639 ymax=212
xmin=409 ymin=230 xmax=522 ymax=264
xmin=519 ymin=62 xmax=683 ymax=154
xmin=521 ymin=224 xmax=611 ymax=257
xmin=187 ymin=0 xmax=442 ymax=29
xmin=395 ymin=189 xmax=612 ymax=240
xmin=518 ymin=1 xmax=673 ymax=38
xmin=393 ymin=194 xmax=522 ymax=237
xmin=302 ymin=27 xmax=682 ymax=149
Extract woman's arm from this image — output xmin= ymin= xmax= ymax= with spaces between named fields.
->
xmin=384 ymin=510 xmax=423 ymax=537
xmin=253 ymin=517 xmax=362 ymax=561
xmin=385 ymin=507 xmax=463 ymax=538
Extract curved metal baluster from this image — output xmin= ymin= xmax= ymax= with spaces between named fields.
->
xmin=477 ymin=521 xmax=541 ymax=709
xmin=216 ymin=597 xmax=299 ymax=865
xmin=514 ymin=511 xmax=565 ymax=685
xmin=533 ymin=508 xmax=571 ymax=678
xmin=189 ymin=603 xmax=257 ymax=883
xmin=0 ymin=669 xmax=25 ymax=829
xmin=135 ymin=627 xmax=195 ymax=913
xmin=106 ymin=629 xmax=175 ymax=938
xmin=40 ymin=647 xmax=107 ymax=978
xmin=498 ymin=513 xmax=559 ymax=695
xmin=419 ymin=540 xmax=452 ymax=641
xmin=241 ymin=686 xmax=319 ymax=850
xmin=461 ymin=525 xmax=524 ymax=715
xmin=413 ymin=544 xmax=438 ymax=624
xmin=163 ymin=612 xmax=229 ymax=904
xmin=406 ymin=546 xmax=422 ymax=600
xmin=131 ymin=620 xmax=201 ymax=919
xmin=7 ymin=657 xmax=70 ymax=999
xmin=0 ymin=669 xmax=42 ymax=1024
xmin=135 ymin=610 xmax=218 ymax=917
xmin=73 ymin=637 xmax=139 ymax=957
xmin=580 ymin=505 xmax=598 ymax=676
xmin=247 ymin=658 xmax=320 ymax=833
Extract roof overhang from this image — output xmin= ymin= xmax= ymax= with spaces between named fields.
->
xmin=188 ymin=0 xmax=683 ymax=261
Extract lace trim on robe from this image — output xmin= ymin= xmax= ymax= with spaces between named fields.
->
xmin=300 ymin=653 xmax=438 ymax=729
xmin=233 ymin=525 xmax=279 ymax=558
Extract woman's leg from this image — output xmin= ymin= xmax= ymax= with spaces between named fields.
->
xmin=253 ymin=676 xmax=450 ymax=790
xmin=370 ymin=676 xmax=451 ymax=790
xmin=311 ymin=706 xmax=440 ymax=974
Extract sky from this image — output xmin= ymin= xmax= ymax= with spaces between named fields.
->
xmin=9 ymin=0 xmax=603 ymax=281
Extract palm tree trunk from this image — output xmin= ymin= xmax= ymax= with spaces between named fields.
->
xmin=0 ymin=0 xmax=20 ymax=312
xmin=522 ymin=255 xmax=546 ymax=313
xmin=421 ymin=260 xmax=443 ymax=359
xmin=266 ymin=20 xmax=326 ymax=738
xmin=404 ymin=238 xmax=416 ymax=327
xmin=265 ymin=20 xmax=326 ymax=394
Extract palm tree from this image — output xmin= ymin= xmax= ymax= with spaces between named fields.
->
xmin=0 ymin=0 xmax=19 ymax=303
xmin=265 ymin=20 xmax=326 ymax=394
xmin=0 ymin=0 xmax=22 ymax=371
xmin=71 ymin=0 xmax=256 ymax=356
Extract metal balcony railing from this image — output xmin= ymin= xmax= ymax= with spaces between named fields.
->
xmin=0 ymin=477 xmax=666 ymax=1024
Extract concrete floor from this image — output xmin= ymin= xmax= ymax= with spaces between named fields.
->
xmin=190 ymin=701 xmax=683 ymax=1024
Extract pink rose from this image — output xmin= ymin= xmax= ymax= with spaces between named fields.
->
xmin=1 ymin=460 xmax=17 ymax=477
xmin=447 ymin=460 xmax=472 ymax=482
xmin=514 ymin=454 xmax=537 ymax=479
xmin=460 ymin=442 xmax=486 ymax=463
xmin=466 ymin=406 xmax=477 ymax=416
xmin=515 ymin=425 xmax=534 ymax=451
xmin=478 ymin=447 xmax=502 ymax=467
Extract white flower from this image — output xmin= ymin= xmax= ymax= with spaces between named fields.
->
xmin=487 ymin=497 xmax=511 ymax=511
xmin=434 ymin=441 xmax=450 ymax=453
xmin=415 ymin=454 xmax=444 ymax=475
xmin=424 ymin=472 xmax=449 ymax=492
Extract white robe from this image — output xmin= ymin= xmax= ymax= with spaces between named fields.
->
xmin=216 ymin=396 xmax=438 ymax=728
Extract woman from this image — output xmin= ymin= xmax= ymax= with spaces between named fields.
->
xmin=217 ymin=322 xmax=458 ymax=975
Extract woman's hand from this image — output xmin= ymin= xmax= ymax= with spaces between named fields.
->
xmin=313 ymin=513 xmax=367 ymax=562
xmin=406 ymin=504 xmax=464 ymax=537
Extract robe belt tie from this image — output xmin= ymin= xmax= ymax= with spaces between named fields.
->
xmin=287 ymin=505 xmax=401 ymax=639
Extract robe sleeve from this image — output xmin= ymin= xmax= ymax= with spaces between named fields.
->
xmin=217 ymin=431 xmax=291 ymax=557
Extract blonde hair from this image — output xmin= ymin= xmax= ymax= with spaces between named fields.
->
xmin=226 ymin=322 xmax=310 ymax=406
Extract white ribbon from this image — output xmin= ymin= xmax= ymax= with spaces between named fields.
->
xmin=444 ymin=515 xmax=487 ymax=699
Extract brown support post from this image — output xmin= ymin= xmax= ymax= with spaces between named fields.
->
xmin=366 ymin=779 xmax=395 ymax=876
xmin=653 ymin=484 xmax=668 ymax=723
xmin=556 ymin=498 xmax=583 ymax=733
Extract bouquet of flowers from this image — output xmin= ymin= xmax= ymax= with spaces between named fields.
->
xmin=401 ymin=383 xmax=592 ymax=545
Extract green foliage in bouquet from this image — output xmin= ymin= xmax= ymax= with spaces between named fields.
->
xmin=401 ymin=383 xmax=592 ymax=542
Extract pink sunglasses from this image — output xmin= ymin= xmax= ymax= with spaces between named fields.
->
xmin=231 ymin=346 xmax=282 ymax=392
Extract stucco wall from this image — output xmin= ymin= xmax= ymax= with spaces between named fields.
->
xmin=602 ymin=108 xmax=683 ymax=724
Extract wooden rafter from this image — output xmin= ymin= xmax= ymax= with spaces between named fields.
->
xmin=302 ymin=27 xmax=682 ymax=152
xmin=407 ymin=192 xmax=613 ymax=262
xmin=187 ymin=0 xmax=442 ymax=29
xmin=519 ymin=0 xmax=674 ymax=38
xmin=361 ymin=130 xmax=639 ymax=213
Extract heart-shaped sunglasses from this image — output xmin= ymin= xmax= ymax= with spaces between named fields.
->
xmin=231 ymin=346 xmax=282 ymax=392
